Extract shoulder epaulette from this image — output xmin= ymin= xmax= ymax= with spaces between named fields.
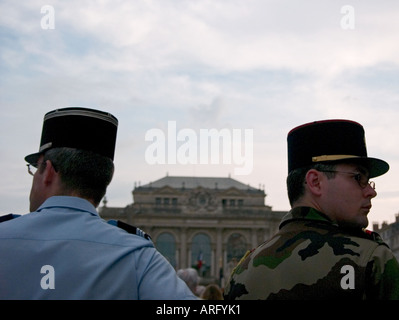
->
xmin=341 ymin=227 xmax=388 ymax=247
xmin=108 ymin=219 xmax=152 ymax=241
xmin=0 ymin=214 xmax=21 ymax=223
xmin=361 ymin=228 xmax=387 ymax=246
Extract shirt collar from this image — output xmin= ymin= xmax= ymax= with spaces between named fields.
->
xmin=36 ymin=196 xmax=99 ymax=217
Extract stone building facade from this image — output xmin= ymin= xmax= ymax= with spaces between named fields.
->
xmin=373 ymin=214 xmax=399 ymax=261
xmin=100 ymin=175 xmax=286 ymax=285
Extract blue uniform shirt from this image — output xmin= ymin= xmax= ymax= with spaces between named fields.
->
xmin=0 ymin=196 xmax=197 ymax=300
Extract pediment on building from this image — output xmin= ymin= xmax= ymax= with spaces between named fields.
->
xmin=219 ymin=187 xmax=247 ymax=196
xmin=155 ymin=186 xmax=180 ymax=195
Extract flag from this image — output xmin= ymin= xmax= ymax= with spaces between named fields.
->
xmin=196 ymin=251 xmax=203 ymax=270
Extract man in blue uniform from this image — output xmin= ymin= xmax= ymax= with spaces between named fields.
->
xmin=0 ymin=107 xmax=197 ymax=300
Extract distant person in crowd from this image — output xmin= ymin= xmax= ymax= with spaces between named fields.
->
xmin=201 ymin=283 xmax=224 ymax=300
xmin=177 ymin=267 xmax=205 ymax=297
xmin=224 ymin=119 xmax=399 ymax=300
xmin=0 ymin=107 xmax=197 ymax=300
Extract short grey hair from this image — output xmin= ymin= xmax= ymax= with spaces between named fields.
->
xmin=41 ymin=147 xmax=114 ymax=207
xmin=176 ymin=268 xmax=199 ymax=293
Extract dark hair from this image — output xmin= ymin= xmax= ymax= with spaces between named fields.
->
xmin=286 ymin=163 xmax=337 ymax=206
xmin=41 ymin=147 xmax=114 ymax=207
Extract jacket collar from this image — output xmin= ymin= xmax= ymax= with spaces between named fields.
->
xmin=279 ymin=206 xmax=336 ymax=229
xmin=36 ymin=196 xmax=99 ymax=217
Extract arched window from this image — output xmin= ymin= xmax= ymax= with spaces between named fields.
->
xmin=191 ymin=233 xmax=211 ymax=277
xmin=155 ymin=232 xmax=176 ymax=268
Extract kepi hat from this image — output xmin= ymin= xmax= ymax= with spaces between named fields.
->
xmin=25 ymin=107 xmax=118 ymax=164
xmin=287 ymin=119 xmax=389 ymax=178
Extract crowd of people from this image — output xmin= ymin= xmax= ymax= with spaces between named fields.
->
xmin=177 ymin=267 xmax=224 ymax=300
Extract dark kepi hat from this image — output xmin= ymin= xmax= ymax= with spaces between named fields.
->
xmin=287 ymin=119 xmax=389 ymax=178
xmin=25 ymin=107 xmax=118 ymax=164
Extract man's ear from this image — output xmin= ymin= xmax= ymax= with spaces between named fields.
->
xmin=42 ymin=160 xmax=58 ymax=186
xmin=305 ymin=169 xmax=323 ymax=196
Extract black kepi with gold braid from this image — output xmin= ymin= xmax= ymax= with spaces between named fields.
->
xmin=287 ymin=119 xmax=389 ymax=178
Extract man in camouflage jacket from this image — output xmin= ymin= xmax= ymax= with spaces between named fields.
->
xmin=224 ymin=120 xmax=399 ymax=300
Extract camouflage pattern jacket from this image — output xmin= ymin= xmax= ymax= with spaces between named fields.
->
xmin=224 ymin=207 xmax=399 ymax=300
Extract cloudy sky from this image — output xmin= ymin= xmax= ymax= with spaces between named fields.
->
xmin=1 ymin=0 xmax=399 ymax=227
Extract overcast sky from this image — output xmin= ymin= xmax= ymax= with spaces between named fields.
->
xmin=1 ymin=0 xmax=399 ymax=227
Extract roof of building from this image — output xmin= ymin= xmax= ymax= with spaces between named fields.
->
xmin=138 ymin=175 xmax=261 ymax=191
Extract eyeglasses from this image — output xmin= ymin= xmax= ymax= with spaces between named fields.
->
xmin=318 ymin=170 xmax=375 ymax=190
xmin=27 ymin=163 xmax=38 ymax=176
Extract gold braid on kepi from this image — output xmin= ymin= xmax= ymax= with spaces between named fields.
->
xmin=287 ymin=119 xmax=389 ymax=178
